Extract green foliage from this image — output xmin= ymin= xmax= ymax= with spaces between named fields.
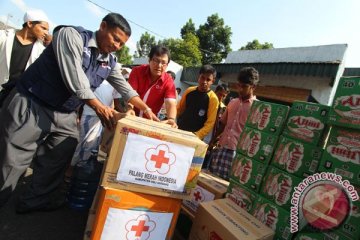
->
xmin=181 ymin=18 xmax=196 ymax=39
xmin=134 ymin=14 xmax=232 ymax=66
xmin=136 ymin=32 xmax=156 ymax=57
xmin=240 ymin=39 xmax=274 ymax=50
xmin=114 ymin=45 xmax=132 ymax=65
xmin=159 ymin=33 xmax=202 ymax=67
xmin=196 ymin=13 xmax=232 ymax=64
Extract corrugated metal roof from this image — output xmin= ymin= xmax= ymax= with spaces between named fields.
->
xmin=180 ymin=63 xmax=340 ymax=83
xmin=225 ymin=44 xmax=347 ymax=64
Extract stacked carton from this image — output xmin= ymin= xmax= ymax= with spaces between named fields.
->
xmin=176 ymin=171 xmax=229 ymax=239
xmin=263 ymin=101 xmax=329 ymax=239
xmin=233 ymin=101 xmax=289 ymax=196
xmin=316 ymin=76 xmax=360 ymax=239
xmin=85 ymin=115 xmax=208 ymax=240
xmin=224 ymin=100 xmax=295 ymax=239
xmin=189 ymin=198 xmax=274 ymax=240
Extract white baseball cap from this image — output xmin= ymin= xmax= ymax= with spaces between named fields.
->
xmin=23 ymin=9 xmax=49 ymax=23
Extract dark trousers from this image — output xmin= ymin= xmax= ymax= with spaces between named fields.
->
xmin=0 ymin=89 xmax=78 ymax=208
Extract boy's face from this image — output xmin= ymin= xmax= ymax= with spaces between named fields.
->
xmin=237 ymin=82 xmax=255 ymax=99
xmin=216 ymin=89 xmax=228 ymax=102
xmin=197 ymin=73 xmax=214 ymax=92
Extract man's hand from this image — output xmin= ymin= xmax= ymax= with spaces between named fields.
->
xmin=144 ymin=108 xmax=160 ymax=122
xmin=126 ymin=109 xmax=136 ymax=116
xmin=161 ymin=118 xmax=178 ymax=128
xmin=84 ymin=98 xmax=118 ymax=130
xmin=95 ymin=106 xmax=118 ymax=130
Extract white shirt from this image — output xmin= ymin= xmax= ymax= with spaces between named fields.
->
xmin=0 ymin=29 xmax=45 ymax=90
xmin=82 ymin=80 xmax=121 ymax=116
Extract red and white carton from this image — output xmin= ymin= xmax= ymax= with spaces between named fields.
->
xmin=101 ymin=115 xmax=208 ymax=199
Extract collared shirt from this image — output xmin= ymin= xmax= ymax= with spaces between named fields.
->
xmin=54 ymin=27 xmax=137 ymax=102
xmin=218 ymin=96 xmax=256 ymax=150
xmin=128 ymin=64 xmax=176 ymax=116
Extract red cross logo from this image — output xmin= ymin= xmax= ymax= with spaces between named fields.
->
xmin=194 ymin=191 xmax=203 ymax=201
xmin=150 ymin=150 xmax=169 ymax=168
xmin=145 ymin=144 xmax=176 ymax=174
xmin=130 ymin=220 xmax=150 ymax=237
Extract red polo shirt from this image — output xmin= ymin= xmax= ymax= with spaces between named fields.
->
xmin=128 ymin=64 xmax=176 ymax=117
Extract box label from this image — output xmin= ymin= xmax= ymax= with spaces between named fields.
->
xmin=328 ymin=77 xmax=360 ymax=129
xmin=282 ymin=101 xmax=329 ymax=145
xmin=230 ymin=154 xmax=267 ymax=192
xmin=318 ymin=127 xmax=360 ymax=185
xmin=100 ymin=207 xmax=173 ymax=240
xmin=272 ymin=136 xmax=322 ymax=177
xmin=226 ymin=180 xmax=257 ymax=212
xmin=260 ymin=166 xmax=302 ymax=209
xmin=117 ymin=133 xmax=195 ymax=192
xmin=246 ymin=100 xmax=289 ymax=135
xmin=183 ymin=185 xmax=215 ymax=213
xmin=237 ymin=127 xmax=278 ymax=164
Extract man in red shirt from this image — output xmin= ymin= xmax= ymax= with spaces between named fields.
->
xmin=128 ymin=45 xmax=177 ymax=127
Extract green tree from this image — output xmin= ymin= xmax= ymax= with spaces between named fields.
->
xmin=114 ymin=45 xmax=132 ymax=65
xmin=196 ymin=14 xmax=232 ymax=64
xmin=159 ymin=33 xmax=202 ymax=67
xmin=180 ymin=18 xmax=196 ymax=39
xmin=240 ymin=39 xmax=274 ymax=50
xmin=136 ymin=32 xmax=156 ymax=57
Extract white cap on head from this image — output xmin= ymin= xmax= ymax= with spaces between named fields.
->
xmin=23 ymin=9 xmax=49 ymax=23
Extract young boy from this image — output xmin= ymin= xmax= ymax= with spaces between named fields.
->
xmin=209 ymin=67 xmax=259 ymax=180
xmin=177 ymin=64 xmax=219 ymax=140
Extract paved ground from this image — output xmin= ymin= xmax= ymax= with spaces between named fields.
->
xmin=0 ymin=173 xmax=88 ymax=240
xmin=0 ymin=170 xmax=192 ymax=240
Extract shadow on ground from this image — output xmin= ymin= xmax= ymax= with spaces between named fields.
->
xmin=0 ymin=174 xmax=88 ymax=240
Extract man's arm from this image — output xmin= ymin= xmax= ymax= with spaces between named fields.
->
xmin=107 ymin=64 xmax=159 ymax=121
xmin=209 ymin=107 xmax=229 ymax=147
xmin=52 ymin=27 xmax=136 ymax=129
xmin=53 ymin=27 xmax=96 ymax=101
xmin=162 ymin=99 xmax=177 ymax=128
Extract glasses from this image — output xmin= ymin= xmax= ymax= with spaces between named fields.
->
xmin=151 ymin=58 xmax=168 ymax=67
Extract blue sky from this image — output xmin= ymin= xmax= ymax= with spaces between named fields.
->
xmin=0 ymin=0 xmax=359 ymax=67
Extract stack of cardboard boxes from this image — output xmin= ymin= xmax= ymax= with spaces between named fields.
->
xmin=225 ymin=81 xmax=360 ymax=240
xmin=175 ymin=171 xmax=230 ymax=239
xmin=300 ymin=76 xmax=360 ymax=240
xmin=85 ymin=115 xmax=208 ymax=240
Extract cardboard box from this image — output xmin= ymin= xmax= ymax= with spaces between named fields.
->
xmin=282 ymin=101 xmax=330 ymax=145
xmin=318 ymin=126 xmax=360 ymax=186
xmin=101 ymin=115 xmax=208 ymax=199
xmin=83 ymin=188 xmax=101 ymax=240
xmin=182 ymin=171 xmax=229 ymax=214
xmin=271 ymin=135 xmax=322 ymax=178
xmin=246 ymin=100 xmax=289 ymax=135
xmin=328 ymin=76 xmax=360 ymax=129
xmin=260 ymin=166 xmax=302 ymax=209
xmin=90 ymin=187 xmax=181 ymax=240
xmin=237 ymin=127 xmax=279 ymax=164
xmin=251 ymin=195 xmax=293 ymax=240
xmin=230 ymin=153 xmax=267 ymax=192
xmin=226 ymin=180 xmax=258 ymax=212
xmin=98 ymin=113 xmax=127 ymax=161
xmin=189 ymin=198 xmax=274 ymax=240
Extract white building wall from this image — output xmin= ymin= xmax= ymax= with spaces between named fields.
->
xmin=221 ymin=73 xmax=334 ymax=105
